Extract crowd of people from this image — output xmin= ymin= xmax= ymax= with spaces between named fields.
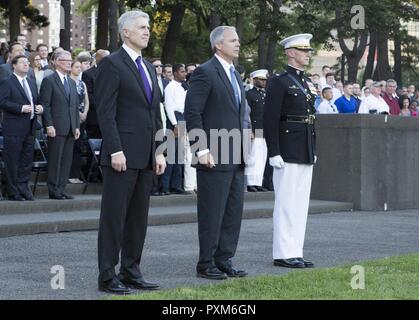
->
xmin=309 ymin=65 xmax=419 ymax=116
xmin=0 ymin=34 xmax=418 ymax=201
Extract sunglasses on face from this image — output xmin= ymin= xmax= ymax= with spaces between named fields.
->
xmin=154 ymin=65 xmax=163 ymax=68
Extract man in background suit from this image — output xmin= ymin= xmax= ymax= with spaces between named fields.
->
xmin=0 ymin=55 xmax=43 ymax=200
xmin=184 ymin=26 xmax=247 ymax=280
xmin=0 ymin=43 xmax=35 ymax=81
xmin=83 ymin=49 xmax=110 ymax=139
xmin=95 ymin=10 xmax=166 ymax=295
xmin=39 ymin=50 xmax=80 ymax=200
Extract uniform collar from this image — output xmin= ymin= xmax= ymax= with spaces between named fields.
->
xmin=287 ymin=64 xmax=305 ymax=77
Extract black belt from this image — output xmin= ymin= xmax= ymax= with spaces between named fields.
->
xmin=280 ymin=115 xmax=316 ymax=125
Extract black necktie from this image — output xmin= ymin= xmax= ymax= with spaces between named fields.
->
xmin=63 ymin=76 xmax=70 ymax=98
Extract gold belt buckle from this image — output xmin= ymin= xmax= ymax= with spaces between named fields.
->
xmin=307 ymin=115 xmax=316 ymax=125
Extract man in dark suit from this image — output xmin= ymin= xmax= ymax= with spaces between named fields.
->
xmin=39 ymin=50 xmax=80 ymax=200
xmin=0 ymin=55 xmax=43 ymax=200
xmin=82 ymin=49 xmax=110 ymax=139
xmin=184 ymin=26 xmax=248 ymax=280
xmin=0 ymin=43 xmax=35 ymax=81
xmin=94 ymin=10 xmax=166 ymax=295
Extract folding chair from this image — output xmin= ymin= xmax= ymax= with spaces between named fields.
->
xmin=83 ymin=138 xmax=102 ymax=194
xmin=32 ymin=138 xmax=48 ymax=195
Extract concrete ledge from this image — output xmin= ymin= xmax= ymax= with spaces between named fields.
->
xmin=0 ymin=199 xmax=353 ymax=238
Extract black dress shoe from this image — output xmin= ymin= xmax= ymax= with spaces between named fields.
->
xmin=171 ymin=188 xmax=186 ymax=194
xmin=99 ymin=277 xmax=133 ymax=295
xmin=273 ymin=258 xmax=305 ymax=268
xmin=160 ymin=191 xmax=170 ymax=196
xmin=247 ymin=186 xmax=259 ymax=192
xmin=197 ymin=267 xmax=227 ymax=280
xmin=61 ymin=193 xmax=74 ymax=199
xmin=22 ymin=194 xmax=34 ymax=201
xmin=255 ymin=186 xmax=268 ymax=192
xmin=118 ymin=275 xmax=160 ymax=290
xmin=297 ymin=258 xmax=314 ymax=268
xmin=217 ymin=265 xmax=248 ymax=278
xmin=49 ymin=194 xmax=66 ymax=200
xmin=8 ymin=195 xmax=26 ymax=201
xmin=151 ymin=191 xmax=160 ymax=196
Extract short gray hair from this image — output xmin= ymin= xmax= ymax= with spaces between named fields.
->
xmin=118 ymin=10 xmax=150 ymax=42
xmin=210 ymin=26 xmax=237 ymax=51
xmin=55 ymin=50 xmax=71 ymax=60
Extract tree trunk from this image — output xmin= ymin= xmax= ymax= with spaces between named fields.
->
xmin=373 ymin=32 xmax=392 ymax=80
xmin=108 ymin=0 xmax=119 ymax=52
xmin=9 ymin=0 xmax=21 ymax=43
xmin=266 ymin=36 xmax=277 ymax=74
xmin=209 ymin=12 xmax=221 ymax=30
xmin=258 ymin=31 xmax=267 ymax=69
xmin=363 ymin=31 xmax=377 ymax=85
xmin=235 ymin=13 xmax=244 ymax=40
xmin=59 ymin=0 xmax=71 ymax=50
xmin=393 ymin=30 xmax=402 ymax=84
xmin=161 ymin=5 xmax=186 ymax=64
xmin=96 ymin=0 xmax=110 ymax=50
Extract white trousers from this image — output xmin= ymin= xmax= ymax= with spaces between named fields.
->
xmin=245 ymin=138 xmax=267 ymax=186
xmin=272 ymin=163 xmax=313 ymax=259
xmin=182 ymin=135 xmax=197 ymax=191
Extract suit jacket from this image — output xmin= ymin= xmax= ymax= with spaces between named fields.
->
xmin=39 ymin=72 xmax=80 ymax=136
xmin=263 ymin=65 xmax=316 ymax=164
xmin=0 ymin=63 xmax=35 ymax=82
xmin=0 ymin=74 xmax=39 ymax=136
xmin=184 ymin=56 xmax=246 ymax=171
xmin=82 ymin=66 xmax=98 ymax=126
xmin=94 ymin=47 xmax=163 ymax=169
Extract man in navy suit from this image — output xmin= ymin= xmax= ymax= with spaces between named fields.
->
xmin=0 ymin=43 xmax=35 ymax=81
xmin=0 ymin=55 xmax=43 ymax=200
xmin=94 ymin=10 xmax=166 ymax=295
xmin=184 ymin=26 xmax=248 ymax=280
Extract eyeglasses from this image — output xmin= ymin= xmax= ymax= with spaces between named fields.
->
xmin=57 ymin=59 xmax=73 ymax=62
xmin=154 ymin=65 xmax=163 ymax=68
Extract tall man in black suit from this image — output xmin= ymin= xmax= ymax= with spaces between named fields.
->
xmin=95 ymin=10 xmax=166 ymax=295
xmin=0 ymin=55 xmax=43 ymax=200
xmin=184 ymin=26 xmax=248 ymax=280
xmin=39 ymin=51 xmax=80 ymax=200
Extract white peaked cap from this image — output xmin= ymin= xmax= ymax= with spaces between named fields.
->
xmin=279 ymin=33 xmax=314 ymax=50
xmin=250 ymin=69 xmax=268 ymax=79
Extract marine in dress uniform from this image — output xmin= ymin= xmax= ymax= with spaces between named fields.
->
xmin=263 ymin=34 xmax=317 ymax=269
xmin=245 ymin=69 xmax=269 ymax=192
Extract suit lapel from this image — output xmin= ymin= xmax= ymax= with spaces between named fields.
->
xmin=27 ymin=78 xmax=38 ymax=102
xmin=53 ymin=72 xmax=69 ymax=101
xmin=11 ymin=75 xmax=31 ymax=104
xmin=143 ymin=59 xmax=157 ymax=105
xmin=212 ymin=57 xmax=239 ymax=112
xmin=235 ymin=69 xmax=245 ymax=125
xmin=119 ymin=48 xmax=150 ymax=106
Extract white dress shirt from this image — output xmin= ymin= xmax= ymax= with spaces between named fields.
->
xmin=14 ymin=72 xmax=34 ymax=119
xmin=358 ymin=94 xmax=390 ymax=114
xmin=164 ymin=80 xmax=186 ymax=126
xmin=122 ymin=43 xmax=152 ymax=89
xmin=317 ymin=99 xmax=338 ymax=114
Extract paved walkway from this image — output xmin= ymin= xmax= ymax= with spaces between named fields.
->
xmin=0 ymin=209 xmax=418 ymax=299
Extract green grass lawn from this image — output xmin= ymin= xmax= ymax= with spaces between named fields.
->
xmin=113 ymin=253 xmax=419 ymax=300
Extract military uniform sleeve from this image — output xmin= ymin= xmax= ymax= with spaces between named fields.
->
xmin=263 ymin=76 xmax=285 ymax=158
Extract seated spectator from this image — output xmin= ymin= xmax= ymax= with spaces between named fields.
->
xmin=399 ymin=96 xmax=411 ymax=117
xmin=382 ymin=79 xmax=400 ymax=115
xmin=28 ymin=52 xmax=45 ymax=93
xmin=317 ymin=87 xmax=338 ymax=114
xmin=410 ymin=100 xmax=418 ymax=117
xmin=323 ymin=72 xmax=342 ymax=103
xmin=361 ymin=86 xmax=371 ymax=99
xmin=408 ymin=85 xmax=416 ymax=100
xmin=358 ymin=82 xmax=389 ymax=114
xmin=334 ymin=82 xmax=358 ymax=114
